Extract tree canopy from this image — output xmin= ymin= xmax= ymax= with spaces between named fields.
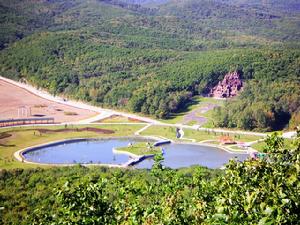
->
xmin=0 ymin=0 xmax=299 ymax=130
xmin=1 ymin=131 xmax=299 ymax=224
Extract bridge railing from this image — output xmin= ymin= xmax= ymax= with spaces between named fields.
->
xmin=0 ymin=117 xmax=55 ymax=127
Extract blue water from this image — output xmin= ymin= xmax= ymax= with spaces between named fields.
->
xmin=135 ymin=143 xmax=248 ymax=169
xmin=24 ymin=138 xmax=150 ymax=165
xmin=23 ymin=138 xmax=248 ymax=168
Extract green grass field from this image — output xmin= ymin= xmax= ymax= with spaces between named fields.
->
xmin=93 ymin=115 xmax=145 ymax=123
xmin=140 ymin=125 xmax=261 ymax=143
xmin=251 ymin=139 xmax=293 ymax=151
xmin=159 ymin=96 xmax=224 ymax=125
xmin=0 ymin=123 xmax=267 ymax=169
xmin=140 ymin=125 xmax=178 ymax=140
xmin=183 ymin=129 xmax=261 ymax=143
xmin=0 ymin=124 xmax=144 ymax=169
xmin=115 ymin=142 xmax=161 ymax=156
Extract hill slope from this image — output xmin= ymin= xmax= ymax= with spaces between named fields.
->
xmin=0 ymin=0 xmax=299 ymax=130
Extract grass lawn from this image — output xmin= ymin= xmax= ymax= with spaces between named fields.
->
xmin=140 ymin=125 xmax=178 ymax=140
xmin=201 ymin=120 xmax=215 ymax=128
xmin=140 ymin=125 xmax=261 ymax=143
xmin=115 ymin=142 xmax=161 ymax=156
xmin=159 ymin=96 xmax=224 ymax=125
xmin=251 ymin=138 xmax=293 ymax=151
xmin=0 ymin=123 xmax=265 ymax=169
xmin=94 ymin=115 xmax=145 ymax=123
xmin=200 ymin=109 xmax=219 ymax=128
xmin=201 ymin=140 xmax=220 ymax=145
xmin=0 ymin=124 xmax=144 ymax=169
xmin=251 ymin=141 xmax=266 ymax=151
xmin=183 ymin=129 xmax=261 ymax=142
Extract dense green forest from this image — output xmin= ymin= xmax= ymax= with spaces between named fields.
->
xmin=0 ymin=0 xmax=299 ymax=130
xmin=1 ymin=2 xmax=299 ymax=223
xmin=1 ymin=132 xmax=299 ymax=224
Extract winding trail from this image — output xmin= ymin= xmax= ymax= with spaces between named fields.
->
xmin=2 ymin=76 xmax=298 ymax=170
xmin=0 ymin=76 xmax=296 ymax=140
xmin=178 ymin=128 xmax=196 ymax=142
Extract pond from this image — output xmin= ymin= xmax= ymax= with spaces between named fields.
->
xmin=135 ymin=143 xmax=248 ymax=169
xmin=23 ymin=138 xmax=248 ymax=169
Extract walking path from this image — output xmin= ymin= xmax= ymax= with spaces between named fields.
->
xmin=0 ymin=76 xmax=296 ymax=139
xmin=176 ymin=129 xmax=255 ymax=154
xmin=0 ymin=76 xmax=161 ymax=125
xmin=134 ymin=124 xmax=152 ymax=135
xmin=178 ymin=128 xmax=196 ymax=142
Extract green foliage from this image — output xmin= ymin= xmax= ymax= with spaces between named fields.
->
xmin=0 ymin=0 xmax=299 ymax=126
xmin=263 ymin=132 xmax=284 ymax=153
xmin=1 ymin=132 xmax=299 ymax=224
xmin=34 ymin=179 xmax=114 ymax=224
xmin=214 ymin=78 xmax=300 ymax=131
xmin=159 ymin=0 xmax=300 ymax=42
xmin=151 ymin=152 xmax=165 ymax=173
xmin=1 ymin=31 xmax=299 ymax=123
xmin=210 ymin=132 xmax=300 ymax=224
xmin=115 ymin=142 xmax=161 ymax=155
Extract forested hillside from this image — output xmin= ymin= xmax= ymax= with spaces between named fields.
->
xmin=217 ymin=0 xmax=300 ymax=13
xmin=0 ymin=0 xmax=299 ymax=130
xmin=120 ymin=0 xmax=169 ymax=5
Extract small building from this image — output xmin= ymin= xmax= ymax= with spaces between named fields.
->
xmin=219 ymin=136 xmax=236 ymax=145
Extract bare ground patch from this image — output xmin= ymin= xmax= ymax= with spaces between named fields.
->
xmin=183 ymin=103 xmax=218 ymax=126
xmin=0 ymin=80 xmax=97 ymax=123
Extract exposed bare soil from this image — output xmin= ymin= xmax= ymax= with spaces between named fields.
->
xmin=0 ymin=80 xmax=97 ymax=123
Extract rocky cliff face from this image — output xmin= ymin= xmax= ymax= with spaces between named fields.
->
xmin=209 ymin=71 xmax=243 ymax=98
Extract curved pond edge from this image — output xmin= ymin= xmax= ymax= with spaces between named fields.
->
xmin=112 ymin=148 xmax=140 ymax=158
xmin=14 ymin=136 xmax=249 ymax=168
xmin=175 ymin=141 xmax=250 ymax=155
xmin=14 ymin=136 xmax=163 ymax=168
xmin=112 ymin=148 xmax=160 ymax=167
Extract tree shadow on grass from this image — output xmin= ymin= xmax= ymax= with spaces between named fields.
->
xmin=0 ymin=144 xmax=16 ymax=147
xmin=166 ymin=97 xmax=202 ymax=120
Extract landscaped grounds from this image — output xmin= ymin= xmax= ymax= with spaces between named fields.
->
xmin=159 ymin=96 xmax=224 ymax=127
xmin=0 ymin=123 xmax=265 ymax=169
xmin=1 ymin=132 xmax=299 ymax=225
xmin=115 ymin=142 xmax=161 ymax=156
xmin=140 ymin=125 xmax=262 ymax=143
xmin=94 ymin=115 xmax=145 ymax=123
xmin=0 ymin=124 xmax=144 ymax=169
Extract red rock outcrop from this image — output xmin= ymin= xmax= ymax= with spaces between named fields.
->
xmin=209 ymin=71 xmax=243 ymax=98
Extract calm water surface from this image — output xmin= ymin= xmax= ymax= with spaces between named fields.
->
xmin=24 ymin=138 xmax=248 ymax=168
xmin=135 ymin=143 xmax=248 ymax=169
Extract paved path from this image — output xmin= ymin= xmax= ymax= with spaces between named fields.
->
xmin=282 ymin=131 xmax=297 ymax=139
xmin=182 ymin=103 xmax=217 ymax=126
xmin=0 ymin=76 xmax=296 ymax=139
xmin=134 ymin=124 xmax=152 ymax=135
xmin=178 ymin=128 xmax=196 ymax=142
xmin=0 ymin=76 xmax=162 ymax=124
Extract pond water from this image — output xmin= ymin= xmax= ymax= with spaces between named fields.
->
xmin=135 ymin=143 xmax=248 ymax=169
xmin=23 ymin=138 xmax=248 ymax=168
